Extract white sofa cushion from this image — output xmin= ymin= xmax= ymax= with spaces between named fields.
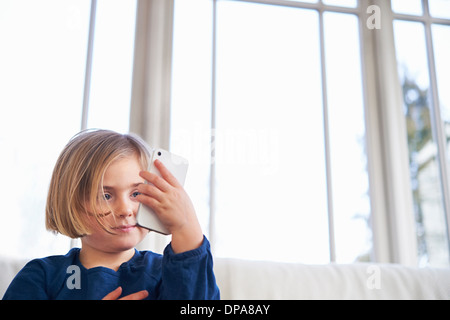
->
xmin=213 ymin=258 xmax=450 ymax=300
xmin=0 ymin=256 xmax=28 ymax=299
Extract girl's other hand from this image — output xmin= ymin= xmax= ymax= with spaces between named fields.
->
xmin=102 ymin=286 xmax=149 ymax=300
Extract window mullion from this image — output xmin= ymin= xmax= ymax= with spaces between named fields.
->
xmin=367 ymin=0 xmax=417 ymax=266
xmin=209 ymin=0 xmax=218 ymax=252
xmin=358 ymin=0 xmax=392 ymax=263
xmin=81 ymin=0 xmax=97 ymax=132
xmin=319 ymin=9 xmax=336 ymax=263
xmin=72 ymin=0 xmax=97 ymax=250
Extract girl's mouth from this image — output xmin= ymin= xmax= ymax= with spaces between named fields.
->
xmin=112 ymin=224 xmax=137 ymax=232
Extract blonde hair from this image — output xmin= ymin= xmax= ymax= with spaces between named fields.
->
xmin=45 ymin=129 xmax=151 ymax=238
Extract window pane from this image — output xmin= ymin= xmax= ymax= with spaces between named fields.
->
xmin=324 ymin=12 xmax=371 ymax=263
xmin=394 ymin=20 xmax=450 ymax=267
xmin=433 ymin=24 xmax=450 ymax=256
xmin=391 ymin=0 xmax=423 ymax=16
xmin=323 ymin=0 xmax=357 ymax=8
xmin=170 ymin=0 xmax=213 ymax=237
xmin=0 ymin=0 xmax=91 ymax=258
xmin=87 ymin=0 xmax=136 ymax=133
xmin=214 ymin=1 xmax=329 ymax=263
xmin=433 ymin=24 xmax=450 ymax=129
xmin=429 ymin=0 xmax=450 ymax=19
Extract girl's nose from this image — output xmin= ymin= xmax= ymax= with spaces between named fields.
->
xmin=115 ymin=198 xmax=134 ymax=218
xmin=117 ymin=208 xmax=133 ymax=218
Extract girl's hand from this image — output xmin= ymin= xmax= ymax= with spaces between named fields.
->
xmin=136 ymin=160 xmax=203 ymax=253
xmin=102 ymin=287 xmax=149 ymax=300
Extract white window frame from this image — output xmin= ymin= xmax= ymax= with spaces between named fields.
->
xmin=81 ymin=0 xmax=97 ymax=132
xmin=361 ymin=0 xmax=418 ymax=266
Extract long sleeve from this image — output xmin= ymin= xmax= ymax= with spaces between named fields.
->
xmin=2 ymin=260 xmax=49 ymax=300
xmin=158 ymin=236 xmax=220 ymax=300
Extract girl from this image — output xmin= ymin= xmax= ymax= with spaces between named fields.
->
xmin=3 ymin=129 xmax=220 ymax=300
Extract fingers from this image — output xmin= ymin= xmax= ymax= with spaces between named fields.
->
xmin=119 ymin=290 xmax=149 ymax=300
xmin=138 ymin=160 xmax=181 ymax=192
xmin=102 ymin=287 xmax=149 ymax=300
xmin=139 ymin=169 xmax=170 ymax=193
xmin=137 ymin=182 xmax=164 ymax=202
xmin=141 ymin=159 xmax=180 ymax=188
xmin=153 ymin=159 xmax=182 ymax=187
xmin=102 ymin=286 xmax=122 ymax=300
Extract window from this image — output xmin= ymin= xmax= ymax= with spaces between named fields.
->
xmin=392 ymin=0 xmax=450 ymax=267
xmin=2 ymin=0 xmax=449 ymax=267
xmin=171 ymin=0 xmax=371 ymax=263
xmin=0 ymin=0 xmax=136 ymax=258
xmin=171 ymin=0 xmax=450 ymax=266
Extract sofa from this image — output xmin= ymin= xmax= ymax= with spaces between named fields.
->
xmin=213 ymin=258 xmax=450 ymax=299
xmin=1 ymin=255 xmax=449 ymax=299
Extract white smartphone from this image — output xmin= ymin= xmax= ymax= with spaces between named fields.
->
xmin=136 ymin=148 xmax=189 ymax=235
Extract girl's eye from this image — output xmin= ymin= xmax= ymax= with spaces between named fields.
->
xmin=103 ymin=193 xmax=112 ymax=201
xmin=131 ymin=191 xmax=141 ymax=198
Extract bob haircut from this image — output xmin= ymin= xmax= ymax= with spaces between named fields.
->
xmin=46 ymin=129 xmax=151 ymax=238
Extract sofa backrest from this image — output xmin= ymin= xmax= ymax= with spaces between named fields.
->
xmin=0 ymin=255 xmax=28 ymax=298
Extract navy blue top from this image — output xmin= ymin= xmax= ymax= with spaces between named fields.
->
xmin=2 ymin=236 xmax=220 ymax=300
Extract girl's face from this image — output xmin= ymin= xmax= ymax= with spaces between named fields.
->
xmin=82 ymin=154 xmax=149 ymax=253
